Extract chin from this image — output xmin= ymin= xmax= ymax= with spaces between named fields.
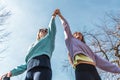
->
xmin=77 ymin=38 xmax=81 ymax=41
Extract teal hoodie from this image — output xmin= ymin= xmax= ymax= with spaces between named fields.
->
xmin=11 ymin=17 xmax=56 ymax=76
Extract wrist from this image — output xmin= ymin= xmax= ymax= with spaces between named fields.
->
xmin=58 ymin=14 xmax=63 ymax=19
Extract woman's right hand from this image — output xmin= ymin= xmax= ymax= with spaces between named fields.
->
xmin=53 ymin=9 xmax=61 ymax=16
xmin=0 ymin=74 xmax=6 ymax=80
xmin=0 ymin=72 xmax=12 ymax=80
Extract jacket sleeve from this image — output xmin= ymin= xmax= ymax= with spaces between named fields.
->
xmin=10 ymin=63 xmax=27 ymax=76
xmin=94 ymin=54 xmax=120 ymax=73
xmin=60 ymin=17 xmax=73 ymax=39
xmin=48 ymin=16 xmax=56 ymax=39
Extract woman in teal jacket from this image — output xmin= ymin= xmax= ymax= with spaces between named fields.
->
xmin=0 ymin=9 xmax=57 ymax=80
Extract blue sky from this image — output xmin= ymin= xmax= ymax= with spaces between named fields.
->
xmin=0 ymin=0 xmax=120 ymax=80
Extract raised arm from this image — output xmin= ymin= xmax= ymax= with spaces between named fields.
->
xmin=57 ymin=9 xmax=73 ymax=39
xmin=48 ymin=10 xmax=56 ymax=38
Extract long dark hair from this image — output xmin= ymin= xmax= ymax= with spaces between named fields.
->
xmin=73 ymin=32 xmax=86 ymax=43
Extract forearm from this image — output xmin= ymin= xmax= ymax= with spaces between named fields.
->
xmin=58 ymin=14 xmax=64 ymax=21
xmin=48 ymin=16 xmax=56 ymax=37
xmin=10 ymin=64 xmax=27 ymax=76
xmin=58 ymin=13 xmax=72 ymax=39
xmin=95 ymin=54 xmax=120 ymax=73
xmin=58 ymin=13 xmax=68 ymax=25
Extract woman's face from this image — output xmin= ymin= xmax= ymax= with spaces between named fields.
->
xmin=37 ymin=28 xmax=48 ymax=40
xmin=73 ymin=32 xmax=83 ymax=41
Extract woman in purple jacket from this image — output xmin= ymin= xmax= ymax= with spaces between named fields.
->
xmin=56 ymin=9 xmax=120 ymax=80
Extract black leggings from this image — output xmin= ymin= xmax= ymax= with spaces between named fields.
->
xmin=25 ymin=67 xmax=52 ymax=80
xmin=75 ymin=64 xmax=101 ymax=80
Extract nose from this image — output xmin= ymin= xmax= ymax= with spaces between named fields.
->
xmin=76 ymin=34 xmax=79 ymax=37
xmin=76 ymin=36 xmax=80 ymax=38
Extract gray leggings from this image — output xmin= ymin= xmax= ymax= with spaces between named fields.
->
xmin=25 ymin=67 xmax=52 ymax=80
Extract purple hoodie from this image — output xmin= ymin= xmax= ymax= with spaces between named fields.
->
xmin=60 ymin=17 xmax=120 ymax=73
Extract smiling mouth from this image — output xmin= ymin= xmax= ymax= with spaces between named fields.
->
xmin=76 ymin=36 xmax=80 ymax=38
